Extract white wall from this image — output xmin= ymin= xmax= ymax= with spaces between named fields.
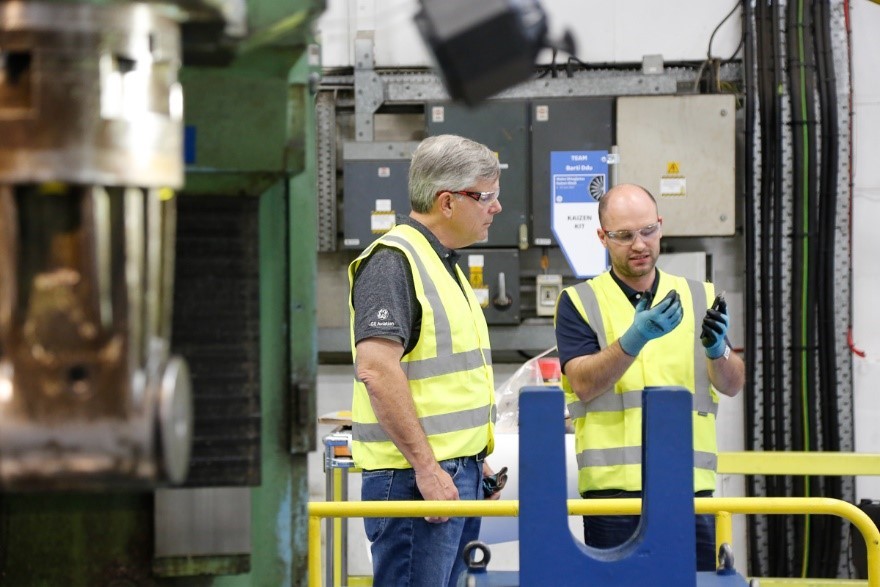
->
xmin=316 ymin=0 xmax=743 ymax=68
xmin=851 ymin=0 xmax=880 ymax=501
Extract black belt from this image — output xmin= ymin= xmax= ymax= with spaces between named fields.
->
xmin=364 ymin=446 xmax=489 ymax=472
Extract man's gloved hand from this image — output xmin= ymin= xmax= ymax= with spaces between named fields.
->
xmin=618 ymin=289 xmax=683 ymax=357
xmin=701 ymin=295 xmax=729 ymax=359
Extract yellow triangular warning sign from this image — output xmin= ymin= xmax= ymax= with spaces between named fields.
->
xmin=667 ymin=162 xmax=680 ymax=175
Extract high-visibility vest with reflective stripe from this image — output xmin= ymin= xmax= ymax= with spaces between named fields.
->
xmin=348 ymin=224 xmax=495 ymax=470
xmin=559 ymin=270 xmax=718 ymax=493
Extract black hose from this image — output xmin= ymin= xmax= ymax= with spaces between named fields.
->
xmin=745 ymin=0 xmax=769 ymax=574
xmin=799 ymin=2 xmax=825 ymax=577
xmin=742 ymin=0 xmax=761 ymax=575
xmin=771 ymin=0 xmax=790 ymax=575
xmin=786 ymin=0 xmax=808 ymax=574
xmin=814 ymin=0 xmax=843 ymax=577
xmin=812 ymin=0 xmax=830 ymax=576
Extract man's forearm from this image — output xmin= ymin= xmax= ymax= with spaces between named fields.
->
xmin=564 ymin=341 xmax=636 ymax=402
xmin=708 ymin=350 xmax=746 ymax=397
xmin=363 ymin=368 xmax=438 ymax=472
xmin=356 ymin=338 xmax=439 ymax=473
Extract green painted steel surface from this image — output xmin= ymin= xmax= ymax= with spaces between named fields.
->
xmin=0 ymin=493 xmax=154 ymax=585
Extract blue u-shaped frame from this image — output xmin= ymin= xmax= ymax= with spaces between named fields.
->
xmin=518 ymin=386 xmax=697 ymax=587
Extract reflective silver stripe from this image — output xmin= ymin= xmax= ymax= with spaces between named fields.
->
xmin=576 ymin=447 xmax=718 ymax=471
xmin=695 ymin=451 xmax=718 ymax=470
xmin=685 ymin=278 xmax=713 ymax=414
xmin=352 ymin=404 xmax=491 ymax=442
xmin=573 ymin=281 xmax=608 ymax=349
xmin=694 ymin=394 xmax=717 ymax=416
xmin=383 ymin=234 xmax=453 ymax=355
xmin=383 ymin=234 xmax=490 ymax=377
xmin=571 ymin=281 xmax=616 ymax=404
xmin=401 ymin=348 xmax=489 ymax=380
xmin=569 ymin=390 xmax=641 ymax=417
xmin=576 ymin=446 xmax=641 ymax=468
xmin=490 ymin=403 xmax=497 ymax=424
xmin=569 ymin=388 xmax=717 ymax=418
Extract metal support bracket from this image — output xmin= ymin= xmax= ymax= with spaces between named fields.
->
xmin=353 ymin=33 xmax=384 ymax=142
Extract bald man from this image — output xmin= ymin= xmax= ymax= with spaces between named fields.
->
xmin=554 ymin=183 xmax=745 ymax=571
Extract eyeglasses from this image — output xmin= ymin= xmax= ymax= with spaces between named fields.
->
xmin=602 ymin=221 xmax=662 ymax=244
xmin=441 ymin=190 xmax=500 ymax=204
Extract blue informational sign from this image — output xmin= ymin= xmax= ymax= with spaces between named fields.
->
xmin=550 ymin=151 xmax=610 ymax=278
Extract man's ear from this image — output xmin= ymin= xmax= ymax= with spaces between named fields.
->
xmin=437 ymin=191 xmax=454 ymax=216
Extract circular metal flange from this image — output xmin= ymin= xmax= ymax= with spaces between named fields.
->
xmin=157 ymin=355 xmax=192 ymax=484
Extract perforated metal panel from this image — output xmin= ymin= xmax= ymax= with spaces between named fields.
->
xmin=316 ymin=92 xmax=338 ymax=252
xmin=172 ymin=195 xmax=261 ymax=487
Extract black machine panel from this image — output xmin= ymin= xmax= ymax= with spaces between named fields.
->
xmin=530 ymin=97 xmax=615 ymax=246
xmin=172 ymin=195 xmax=261 ymax=487
xmin=342 ymin=159 xmax=411 ymax=250
xmin=426 ymin=100 xmax=529 ymax=248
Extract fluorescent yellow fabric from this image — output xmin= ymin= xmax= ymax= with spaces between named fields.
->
xmin=348 ymin=224 xmax=495 ymax=470
xmin=560 ymin=271 xmax=718 ymax=493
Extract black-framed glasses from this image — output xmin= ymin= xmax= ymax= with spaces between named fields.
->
xmin=440 ymin=190 xmax=500 ymax=204
xmin=602 ymin=221 xmax=662 ymax=244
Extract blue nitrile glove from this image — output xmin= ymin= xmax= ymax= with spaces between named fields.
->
xmin=701 ymin=302 xmax=730 ymax=359
xmin=618 ymin=289 xmax=683 ymax=357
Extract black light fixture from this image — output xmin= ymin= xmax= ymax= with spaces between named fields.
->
xmin=415 ymin=0 xmax=574 ymax=106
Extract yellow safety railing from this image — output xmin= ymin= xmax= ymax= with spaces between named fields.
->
xmin=717 ymin=452 xmax=880 ymax=476
xmin=307 ymin=497 xmax=880 ymax=587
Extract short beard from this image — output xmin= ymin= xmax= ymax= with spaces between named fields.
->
xmin=614 ymin=257 xmax=655 ymax=279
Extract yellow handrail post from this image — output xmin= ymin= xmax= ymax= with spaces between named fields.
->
xmin=715 ymin=510 xmax=734 ymax=552
xmin=332 ymin=467 xmax=344 ymax=586
xmin=309 ymin=514 xmax=322 ymax=587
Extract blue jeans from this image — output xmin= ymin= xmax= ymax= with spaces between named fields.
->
xmin=581 ymin=490 xmax=717 ymax=572
xmin=361 ymin=455 xmax=483 ymax=587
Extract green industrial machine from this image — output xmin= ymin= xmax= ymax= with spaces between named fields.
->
xmin=0 ymin=0 xmax=324 ymax=584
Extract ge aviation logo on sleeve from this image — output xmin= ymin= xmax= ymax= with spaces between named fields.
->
xmin=370 ymin=308 xmax=395 ymax=328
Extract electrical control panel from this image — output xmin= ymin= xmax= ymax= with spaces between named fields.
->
xmin=616 ymin=94 xmax=736 ymax=236
xmin=341 ymin=142 xmax=418 ymax=249
xmin=456 ymin=249 xmax=520 ymax=325
xmin=426 ymin=100 xmax=530 ymax=248
xmin=530 ymin=97 xmax=615 ymax=247
xmin=535 ymin=274 xmax=563 ymax=317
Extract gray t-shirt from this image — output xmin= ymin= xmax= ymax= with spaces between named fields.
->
xmin=351 ymin=215 xmax=462 ymax=354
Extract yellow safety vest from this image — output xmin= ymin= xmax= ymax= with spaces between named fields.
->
xmin=348 ymin=224 xmax=495 ymax=470
xmin=559 ymin=270 xmax=719 ymax=493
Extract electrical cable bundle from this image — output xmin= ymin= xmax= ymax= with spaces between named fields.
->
xmin=745 ymin=0 xmax=848 ymax=579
